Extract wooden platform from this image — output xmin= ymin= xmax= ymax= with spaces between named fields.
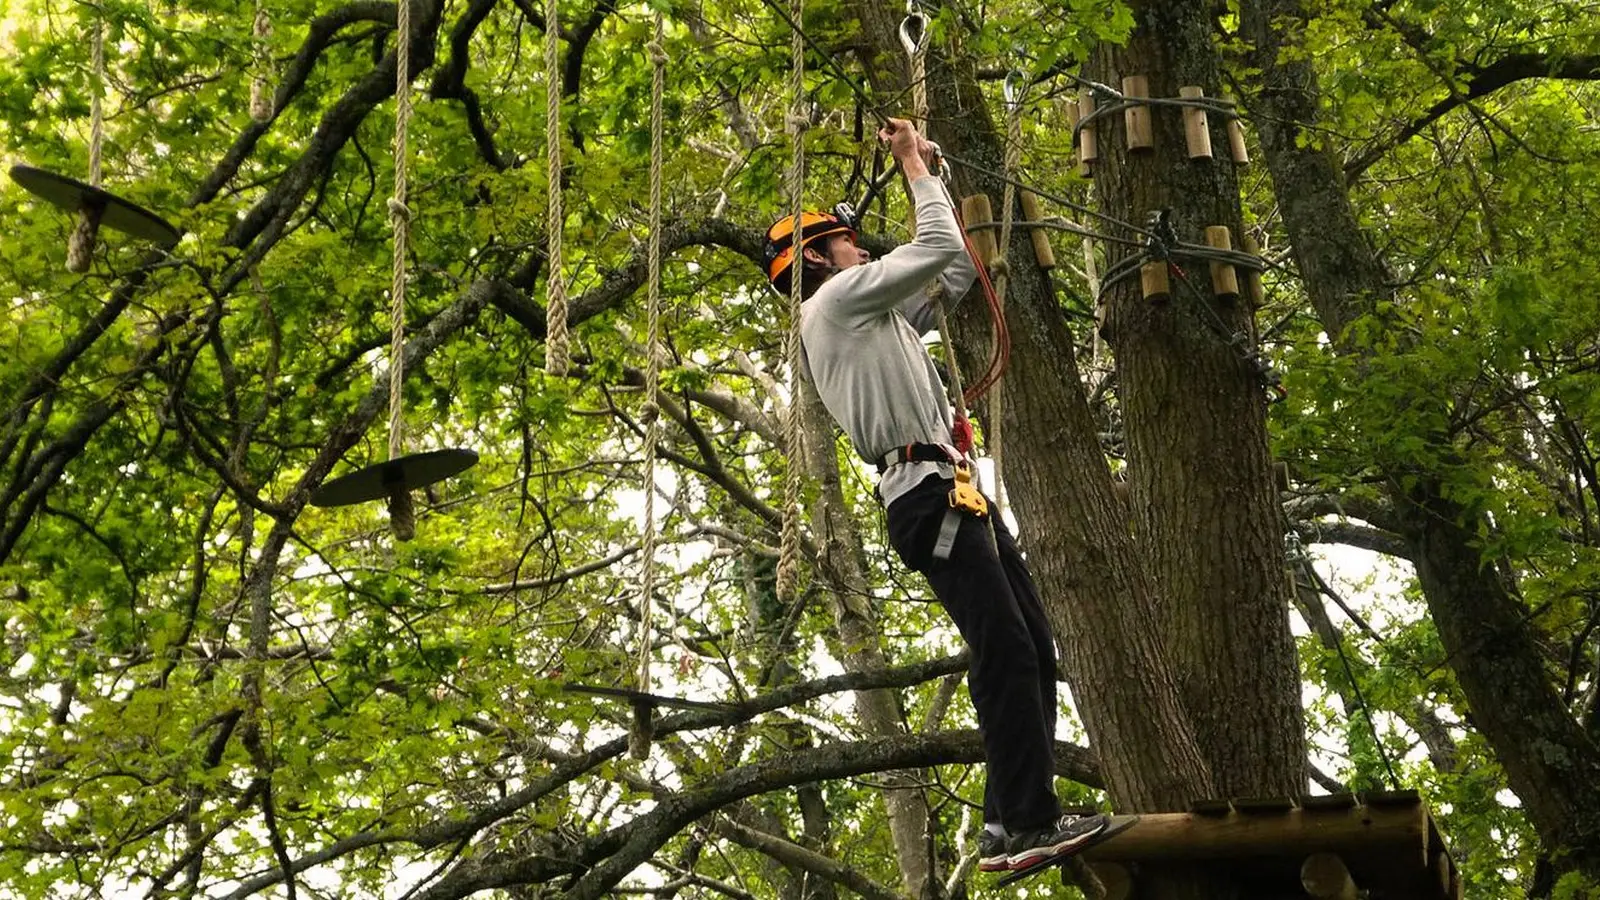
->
xmin=1080 ymin=791 xmax=1460 ymax=899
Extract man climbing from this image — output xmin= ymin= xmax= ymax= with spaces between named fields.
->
xmin=763 ymin=118 xmax=1108 ymax=875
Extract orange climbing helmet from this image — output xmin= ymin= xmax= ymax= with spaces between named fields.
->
xmin=763 ymin=210 xmax=857 ymax=295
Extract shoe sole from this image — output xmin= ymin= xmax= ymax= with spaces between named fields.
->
xmin=1005 ymin=825 xmax=1104 ymax=871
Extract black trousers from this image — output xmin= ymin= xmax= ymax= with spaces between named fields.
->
xmin=885 ymin=474 xmax=1063 ymax=831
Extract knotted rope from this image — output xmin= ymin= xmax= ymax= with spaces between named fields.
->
xmin=773 ymin=0 xmax=807 ymax=607
xmin=543 ymin=0 xmax=571 ymax=376
xmin=250 ymin=0 xmax=274 ymax=122
xmin=68 ymin=9 xmax=107 ymax=273
xmin=386 ymin=0 xmax=416 ymax=539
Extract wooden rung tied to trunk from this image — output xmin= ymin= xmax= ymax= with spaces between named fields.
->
xmin=1078 ymin=92 xmax=1100 ymax=167
xmin=1122 ymin=75 xmax=1154 ymax=151
xmin=961 ymin=194 xmax=997 ymax=268
xmin=1020 ymin=191 xmax=1055 ymax=269
xmin=1226 ymin=97 xmax=1250 ymax=163
xmin=1205 ymin=225 xmax=1240 ymax=298
xmin=1302 ymin=852 xmax=1359 ymax=900
xmin=1141 ymin=261 xmax=1170 ymax=301
xmin=1063 ymin=97 xmax=1090 ymax=176
xmin=1242 ymin=232 xmax=1266 ymax=308
xmin=1180 ymin=86 xmax=1213 ymax=160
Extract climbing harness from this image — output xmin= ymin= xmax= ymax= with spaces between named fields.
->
xmin=8 ymin=4 xmax=180 ymax=270
xmin=309 ymin=0 xmax=478 ymax=532
xmin=544 ymin=0 xmax=570 ymax=376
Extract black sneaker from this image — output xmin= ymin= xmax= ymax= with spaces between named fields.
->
xmin=977 ymin=830 xmax=1010 ymax=872
xmin=1005 ymin=813 xmax=1109 ymax=871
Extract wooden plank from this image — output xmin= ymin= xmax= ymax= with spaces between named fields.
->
xmin=1080 ymin=804 xmax=1428 ymax=864
xmin=1301 ymin=793 xmax=1359 ymax=811
xmin=1188 ymin=798 xmax=1233 ymax=816
xmin=1232 ymin=796 xmax=1297 ymax=814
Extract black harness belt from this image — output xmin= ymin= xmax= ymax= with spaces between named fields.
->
xmin=875 ymin=442 xmax=958 ymax=474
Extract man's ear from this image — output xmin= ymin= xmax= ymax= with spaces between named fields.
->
xmin=801 ymin=245 xmax=828 ymax=265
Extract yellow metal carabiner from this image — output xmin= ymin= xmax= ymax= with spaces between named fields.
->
xmin=948 ymin=460 xmax=989 ymax=518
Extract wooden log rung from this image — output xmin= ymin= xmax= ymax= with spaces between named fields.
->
xmin=1180 ymin=85 xmax=1213 ymax=160
xmin=1205 ymin=225 xmax=1240 ymax=298
xmin=1122 ymin=75 xmax=1154 ymax=151
xmin=1140 ymin=261 xmax=1170 ymax=301
xmin=961 ymin=194 xmax=997 ymax=267
xmin=1079 ymin=92 xmax=1100 ymax=166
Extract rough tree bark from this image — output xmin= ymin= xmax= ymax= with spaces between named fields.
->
xmin=1241 ymin=0 xmax=1600 ymax=885
xmin=1090 ymin=0 xmax=1305 ymax=797
xmin=798 ymin=379 xmax=942 ymax=899
xmin=849 ymin=0 xmax=1216 ymax=817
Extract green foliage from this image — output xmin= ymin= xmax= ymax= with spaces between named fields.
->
xmin=1 ymin=0 xmax=1598 ymax=895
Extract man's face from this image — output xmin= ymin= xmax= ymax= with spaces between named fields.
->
xmin=805 ymin=232 xmax=870 ymax=272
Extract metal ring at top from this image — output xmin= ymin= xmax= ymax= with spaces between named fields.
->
xmin=899 ymin=12 xmax=928 ymax=58
xmin=1003 ymin=70 xmax=1026 ymax=110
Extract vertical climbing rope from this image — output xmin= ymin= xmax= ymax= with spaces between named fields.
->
xmin=988 ymin=75 xmax=1025 ymax=516
xmin=543 ymin=0 xmax=571 ymax=376
xmin=632 ymin=13 xmax=668 ymax=760
xmin=773 ymin=0 xmax=806 ymax=607
xmin=88 ymin=13 xmax=104 ymax=189
xmin=250 ymin=0 xmax=274 ymax=122
xmin=384 ymin=0 xmax=418 ymax=540
xmin=68 ymin=8 xmax=107 ymax=273
xmin=388 ymin=0 xmax=412 ymax=466
xmin=904 ymin=12 xmax=972 ymax=455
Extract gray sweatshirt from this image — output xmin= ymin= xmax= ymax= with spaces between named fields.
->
xmin=800 ymin=176 xmax=979 ymax=507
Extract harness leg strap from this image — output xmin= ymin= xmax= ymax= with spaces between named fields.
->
xmin=933 ymin=508 xmax=963 ymax=561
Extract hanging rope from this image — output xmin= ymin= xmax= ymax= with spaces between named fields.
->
xmin=902 ymin=9 xmax=976 ymax=456
xmin=67 ymin=9 xmax=107 ymax=273
xmin=988 ymin=74 xmax=1025 ymax=516
xmin=773 ymin=0 xmax=807 ymax=607
xmin=543 ymin=0 xmax=571 ymax=376
xmin=250 ymin=0 xmax=274 ymax=122
xmin=386 ymin=0 xmax=416 ymax=538
xmin=630 ymin=13 xmax=668 ymax=762
xmin=88 ymin=14 xmax=104 ymax=188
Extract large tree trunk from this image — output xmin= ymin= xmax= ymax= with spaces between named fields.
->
xmin=1241 ymin=0 xmax=1600 ymax=884
xmin=799 ymin=380 xmax=941 ymax=899
xmin=1090 ymin=0 xmax=1306 ymax=797
xmin=850 ymin=0 xmax=1215 ymax=816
